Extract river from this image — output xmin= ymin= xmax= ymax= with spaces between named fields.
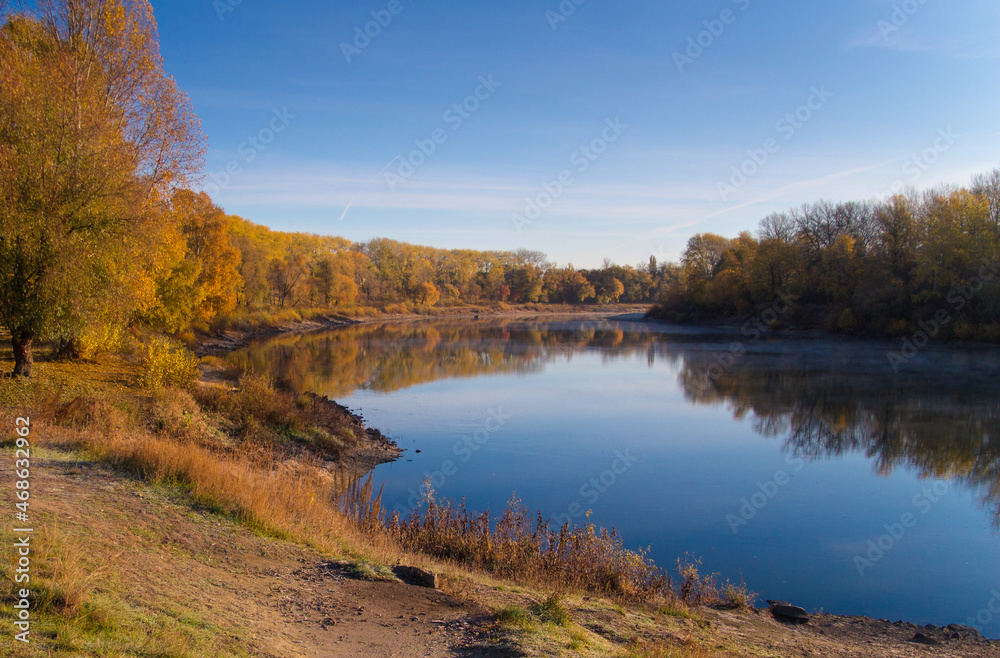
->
xmin=228 ymin=315 xmax=1000 ymax=636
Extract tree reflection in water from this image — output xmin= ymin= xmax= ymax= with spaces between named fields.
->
xmin=230 ymin=319 xmax=1000 ymax=524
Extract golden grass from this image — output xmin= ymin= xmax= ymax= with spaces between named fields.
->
xmin=9 ymin=369 xmax=395 ymax=569
xmin=88 ymin=423 xmax=380 ymax=558
xmin=616 ymin=637 xmax=712 ymax=658
xmin=387 ymin=495 xmax=681 ymax=606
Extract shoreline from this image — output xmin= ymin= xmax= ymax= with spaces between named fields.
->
xmin=194 ymin=304 xmax=650 ymax=358
xmin=193 ymin=308 xmax=1000 ymax=651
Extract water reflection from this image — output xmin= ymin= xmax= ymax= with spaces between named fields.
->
xmin=676 ymin=342 xmax=1000 ymax=523
xmin=231 ymin=318 xmax=1000 ymax=522
xmin=229 ymin=319 xmax=644 ymax=396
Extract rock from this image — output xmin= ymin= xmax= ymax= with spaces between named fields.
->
xmin=768 ymin=603 xmax=809 ymax=624
xmin=911 ymin=632 xmax=939 ymax=645
xmin=947 ymin=623 xmax=983 ymax=639
xmin=393 ymin=566 xmax=439 ymax=589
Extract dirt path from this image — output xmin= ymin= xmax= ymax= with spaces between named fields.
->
xmin=9 ymin=449 xmax=507 ymax=657
xmin=274 ymin=564 xmax=499 ymax=657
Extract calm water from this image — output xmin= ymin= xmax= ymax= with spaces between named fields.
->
xmin=231 ymin=316 xmax=1000 ymax=636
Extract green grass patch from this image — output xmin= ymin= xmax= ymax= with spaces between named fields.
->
xmin=495 ymin=604 xmax=535 ymax=632
xmin=656 ymin=602 xmax=701 ymax=622
xmin=529 ymin=592 xmax=571 ymax=626
xmin=343 ymin=560 xmax=399 ymax=582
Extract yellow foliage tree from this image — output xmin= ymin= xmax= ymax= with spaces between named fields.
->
xmin=0 ymin=1 xmax=204 ymax=375
xmin=415 ymin=281 xmax=440 ymax=306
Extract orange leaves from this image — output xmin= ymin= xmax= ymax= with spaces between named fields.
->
xmin=414 ymin=281 xmax=440 ymax=307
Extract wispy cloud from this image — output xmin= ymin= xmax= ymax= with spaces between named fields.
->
xmin=644 ymin=161 xmax=890 ymax=239
xmin=846 ymin=4 xmax=1000 ymax=60
xmin=848 ymin=30 xmax=1000 ymax=59
xmin=208 ymin=163 xmax=714 ymax=227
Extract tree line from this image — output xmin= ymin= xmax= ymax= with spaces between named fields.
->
xmin=649 ymin=170 xmax=1000 ymax=341
xmin=0 ymin=1 xmax=670 ymax=376
xmin=221 ymin=218 xmax=674 ymax=312
xmin=148 ymin=189 xmax=676 ymax=328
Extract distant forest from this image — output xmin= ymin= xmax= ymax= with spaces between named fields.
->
xmin=187 ymin=196 xmax=676 ymax=315
xmin=649 ymin=169 xmax=1000 ymax=342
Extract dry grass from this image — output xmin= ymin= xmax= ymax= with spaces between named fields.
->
xmin=30 ymin=522 xmax=115 ymax=619
xmin=16 ymin=375 xmax=394 ymax=569
xmin=210 ymin=307 xmax=306 ymax=333
xmin=616 ymin=637 xmax=712 ymax=658
xmin=90 ymin=423 xmax=375 ymax=556
xmin=194 ymin=374 xmax=361 ymax=460
xmin=386 ymin=494 xmax=679 ymax=606
xmin=676 ymin=555 xmax=757 ymax=609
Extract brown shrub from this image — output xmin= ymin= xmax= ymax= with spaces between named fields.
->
xmin=385 ymin=494 xmax=676 ymax=605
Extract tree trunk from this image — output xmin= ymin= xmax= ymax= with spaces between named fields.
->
xmin=12 ymin=334 xmax=34 ymax=378
xmin=53 ymin=336 xmax=80 ymax=360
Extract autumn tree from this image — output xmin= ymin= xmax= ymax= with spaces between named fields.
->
xmin=972 ymin=169 xmax=1000 ymax=227
xmin=506 ymin=265 xmax=544 ymax=303
xmin=649 ymin=168 xmax=1000 ymax=340
xmin=682 ymin=234 xmax=731 ymax=281
xmin=268 ymin=252 xmax=309 ymax=307
xmin=165 ymin=190 xmax=241 ymax=323
xmin=597 ymin=277 xmax=624 ymax=304
xmin=330 ymin=273 xmax=359 ymax=306
xmin=312 ymin=256 xmax=337 ymax=306
xmin=543 ymin=267 xmax=595 ymax=304
xmin=415 ymin=281 xmax=440 ymax=306
xmin=0 ymin=1 xmax=203 ymax=375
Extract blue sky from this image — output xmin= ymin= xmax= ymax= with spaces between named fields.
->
xmin=153 ymin=0 xmax=1000 ymax=267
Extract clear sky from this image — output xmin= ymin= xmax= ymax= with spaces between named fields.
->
xmin=152 ymin=0 xmax=1000 ymax=268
